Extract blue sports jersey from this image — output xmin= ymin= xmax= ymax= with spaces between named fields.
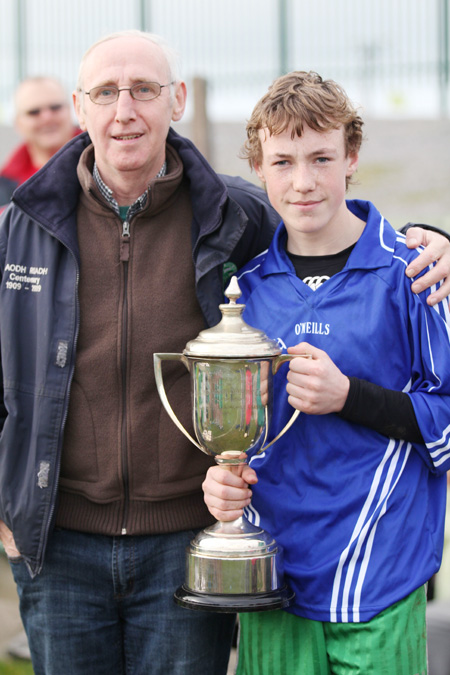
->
xmin=238 ymin=199 xmax=450 ymax=623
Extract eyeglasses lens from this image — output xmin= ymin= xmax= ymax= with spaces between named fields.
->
xmin=88 ymin=82 xmax=162 ymax=104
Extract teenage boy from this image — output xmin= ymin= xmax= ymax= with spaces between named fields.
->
xmin=203 ymin=71 xmax=450 ymax=675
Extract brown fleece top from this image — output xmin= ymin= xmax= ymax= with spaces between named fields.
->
xmin=55 ymin=143 xmax=217 ymax=536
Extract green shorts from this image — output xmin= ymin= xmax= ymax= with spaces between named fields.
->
xmin=236 ymin=586 xmax=427 ymax=675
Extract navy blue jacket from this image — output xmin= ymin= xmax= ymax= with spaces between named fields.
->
xmin=0 ymin=128 xmax=279 ymax=576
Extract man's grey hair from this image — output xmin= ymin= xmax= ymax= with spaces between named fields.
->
xmin=76 ymin=30 xmax=182 ymax=91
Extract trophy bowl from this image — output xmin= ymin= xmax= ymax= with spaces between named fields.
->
xmin=154 ymin=277 xmax=302 ymax=612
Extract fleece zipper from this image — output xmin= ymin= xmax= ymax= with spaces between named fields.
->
xmin=119 ymin=218 xmax=131 ymax=534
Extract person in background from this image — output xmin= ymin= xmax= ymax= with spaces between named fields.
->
xmin=202 ymin=70 xmax=450 ymax=675
xmin=0 ymin=76 xmax=79 ymax=205
xmin=0 ymin=31 xmax=449 ymax=675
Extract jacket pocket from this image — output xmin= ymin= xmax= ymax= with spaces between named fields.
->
xmin=59 ymin=381 xmax=99 ymax=483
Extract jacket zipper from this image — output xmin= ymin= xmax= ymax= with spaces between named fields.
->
xmin=119 ymin=219 xmax=130 ymax=534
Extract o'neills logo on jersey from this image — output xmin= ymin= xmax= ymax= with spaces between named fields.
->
xmin=295 ymin=322 xmax=330 ymax=336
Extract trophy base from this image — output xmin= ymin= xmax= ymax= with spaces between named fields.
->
xmin=175 ymin=517 xmax=294 ymax=613
xmin=174 ymin=584 xmax=295 ymax=613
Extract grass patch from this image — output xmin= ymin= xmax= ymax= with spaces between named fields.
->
xmin=0 ymin=660 xmax=34 ymax=674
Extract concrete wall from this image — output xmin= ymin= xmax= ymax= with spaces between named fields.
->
xmin=177 ymin=118 xmax=450 ymax=233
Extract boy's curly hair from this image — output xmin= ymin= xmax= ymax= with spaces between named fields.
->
xmin=241 ymin=71 xmax=364 ymax=186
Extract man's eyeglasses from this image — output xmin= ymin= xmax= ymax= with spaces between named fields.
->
xmin=24 ymin=103 xmax=65 ymax=117
xmin=82 ymin=81 xmax=174 ymax=105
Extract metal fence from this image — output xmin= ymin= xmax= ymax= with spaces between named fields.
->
xmin=0 ymin=0 xmax=449 ymax=123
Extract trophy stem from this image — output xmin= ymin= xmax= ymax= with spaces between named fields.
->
xmin=214 ymin=451 xmax=248 ymax=467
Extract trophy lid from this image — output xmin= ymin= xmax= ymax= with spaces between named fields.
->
xmin=184 ymin=276 xmax=282 ymax=358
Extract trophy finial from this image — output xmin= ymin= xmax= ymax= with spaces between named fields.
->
xmin=225 ymin=276 xmax=242 ymax=304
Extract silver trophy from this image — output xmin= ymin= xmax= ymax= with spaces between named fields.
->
xmin=154 ymin=277 xmax=305 ymax=612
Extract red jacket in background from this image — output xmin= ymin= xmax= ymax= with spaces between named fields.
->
xmin=0 ymin=127 xmax=81 ymax=208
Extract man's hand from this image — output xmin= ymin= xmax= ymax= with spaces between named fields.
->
xmin=287 ymin=343 xmax=350 ymax=415
xmin=202 ymin=464 xmax=257 ymax=522
xmin=0 ymin=520 xmax=20 ymax=557
xmin=405 ymin=227 xmax=450 ymax=305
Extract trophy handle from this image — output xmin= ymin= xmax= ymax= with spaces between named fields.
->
xmin=258 ymin=353 xmax=311 ymax=453
xmin=153 ymin=353 xmax=203 ymax=452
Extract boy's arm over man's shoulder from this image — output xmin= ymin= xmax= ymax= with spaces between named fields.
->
xmin=402 ymin=224 xmax=450 ymax=304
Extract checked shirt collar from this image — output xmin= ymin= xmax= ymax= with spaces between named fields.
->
xmin=93 ymin=160 xmax=167 ymax=218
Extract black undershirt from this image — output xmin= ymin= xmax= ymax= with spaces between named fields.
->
xmin=286 ymin=246 xmax=424 ymax=444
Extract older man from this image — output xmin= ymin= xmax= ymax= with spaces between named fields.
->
xmin=0 ymin=30 xmax=449 ymax=675
xmin=0 ymin=76 xmax=78 ymax=205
